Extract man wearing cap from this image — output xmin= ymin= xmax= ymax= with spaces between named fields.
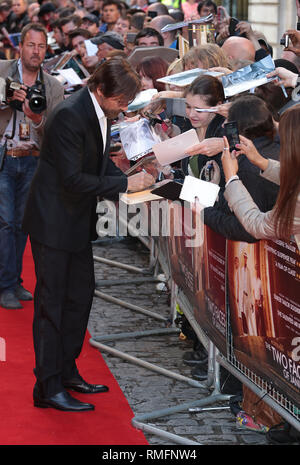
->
xmin=38 ymin=2 xmax=57 ymax=32
xmin=82 ymin=13 xmax=100 ymax=37
xmin=92 ymin=30 xmax=124 ymax=61
xmin=81 ymin=30 xmax=124 ymax=71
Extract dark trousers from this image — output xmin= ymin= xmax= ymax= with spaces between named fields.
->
xmin=0 ymin=155 xmax=38 ymax=291
xmin=30 ymin=238 xmax=95 ymax=397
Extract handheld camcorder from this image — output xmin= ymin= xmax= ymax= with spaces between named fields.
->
xmin=5 ymin=77 xmax=47 ymax=114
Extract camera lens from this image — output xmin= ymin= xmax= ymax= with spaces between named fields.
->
xmin=29 ymin=94 xmax=45 ymax=112
xmin=27 ymin=85 xmax=47 ymax=114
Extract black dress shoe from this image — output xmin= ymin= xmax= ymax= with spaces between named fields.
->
xmin=33 ymin=389 xmax=95 ymax=411
xmin=191 ymin=364 xmax=208 ymax=381
xmin=63 ymin=376 xmax=109 ymax=394
xmin=182 ymin=348 xmax=208 ymax=366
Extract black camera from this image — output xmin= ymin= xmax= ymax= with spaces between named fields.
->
xmin=280 ymin=34 xmax=290 ymax=48
xmin=5 ymin=77 xmax=47 ymax=114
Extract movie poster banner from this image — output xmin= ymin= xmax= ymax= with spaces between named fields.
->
xmin=227 ymin=239 xmax=300 ymax=407
xmin=166 ymin=201 xmax=199 ymax=307
xmin=194 ymin=226 xmax=227 ymax=355
xmin=167 ymin=204 xmax=227 ymax=355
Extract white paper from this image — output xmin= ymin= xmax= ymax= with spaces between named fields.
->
xmin=84 ymin=39 xmax=98 ymax=56
xmin=57 ymin=68 xmax=82 ymax=85
xmin=179 ymin=175 xmax=220 ymax=207
xmin=119 ymin=118 xmax=161 ymax=161
xmin=157 ymin=68 xmax=222 ymax=87
xmin=222 ymin=55 xmax=276 ymax=98
xmin=160 ymin=14 xmax=214 ymax=33
xmin=127 ymin=89 xmax=158 ymax=112
xmin=152 ymin=129 xmax=199 ymax=166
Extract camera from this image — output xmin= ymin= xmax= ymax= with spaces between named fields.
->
xmin=5 ymin=77 xmax=47 ymax=114
xmin=280 ymin=34 xmax=290 ymax=47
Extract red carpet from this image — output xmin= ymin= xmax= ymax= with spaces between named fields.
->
xmin=0 ymin=242 xmax=148 ymax=445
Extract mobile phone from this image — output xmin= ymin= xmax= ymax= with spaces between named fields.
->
xmin=148 ymin=11 xmax=157 ymax=19
xmin=229 ymin=18 xmax=239 ymax=36
xmin=229 ymin=17 xmax=246 ymax=38
xmin=280 ymin=34 xmax=290 ymax=47
xmin=224 ymin=121 xmax=240 ymax=151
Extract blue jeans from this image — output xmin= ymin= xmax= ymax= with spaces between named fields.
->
xmin=0 ymin=154 xmax=38 ymax=292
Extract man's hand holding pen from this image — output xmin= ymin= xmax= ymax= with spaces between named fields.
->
xmin=127 ymin=170 xmax=155 ymax=192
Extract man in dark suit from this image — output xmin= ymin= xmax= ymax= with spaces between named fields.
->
xmin=22 ymin=57 xmax=154 ymax=412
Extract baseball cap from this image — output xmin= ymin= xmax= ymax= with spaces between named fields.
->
xmin=82 ymin=13 xmax=99 ymax=26
xmin=38 ymin=2 xmax=56 ymax=16
xmin=91 ymin=31 xmax=124 ymax=50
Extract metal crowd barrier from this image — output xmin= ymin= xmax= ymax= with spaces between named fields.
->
xmin=89 ymin=199 xmax=300 ymax=444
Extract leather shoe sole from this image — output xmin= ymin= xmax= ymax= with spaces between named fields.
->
xmin=34 ymin=390 xmax=95 ymax=411
xmin=63 ymin=379 xmax=109 ymax=394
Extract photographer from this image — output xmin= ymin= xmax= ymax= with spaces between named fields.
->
xmin=0 ymin=22 xmax=64 ymax=310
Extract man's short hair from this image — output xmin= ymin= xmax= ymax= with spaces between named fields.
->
xmin=68 ymin=28 xmax=92 ymax=42
xmin=134 ymin=27 xmax=164 ymax=46
xmin=88 ymin=56 xmax=141 ymax=100
xmin=20 ymin=22 xmax=48 ymax=44
xmin=60 ymin=14 xmax=82 ymax=28
xmin=102 ymin=0 xmax=123 ymax=12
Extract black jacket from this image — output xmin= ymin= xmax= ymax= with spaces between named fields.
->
xmin=22 ymin=86 xmax=128 ymax=252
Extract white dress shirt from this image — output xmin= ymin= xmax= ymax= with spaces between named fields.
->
xmin=88 ymin=89 xmax=107 ymax=152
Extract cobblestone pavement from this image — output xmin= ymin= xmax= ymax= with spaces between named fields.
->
xmin=88 ymin=236 xmax=268 ymax=446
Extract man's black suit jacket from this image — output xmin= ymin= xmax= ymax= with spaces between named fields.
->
xmin=22 ymin=86 xmax=128 ymax=252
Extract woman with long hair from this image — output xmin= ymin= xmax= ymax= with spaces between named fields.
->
xmin=135 ymin=56 xmax=168 ymax=92
xmin=182 ymin=74 xmax=226 ymax=180
xmin=222 ymin=103 xmax=300 ymax=241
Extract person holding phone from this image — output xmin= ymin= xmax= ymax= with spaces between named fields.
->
xmin=190 ymin=93 xmax=280 ymax=244
xmin=222 ymin=104 xmax=300 ymax=242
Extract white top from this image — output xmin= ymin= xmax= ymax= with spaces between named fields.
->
xmin=88 ymin=89 xmax=107 ymax=152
